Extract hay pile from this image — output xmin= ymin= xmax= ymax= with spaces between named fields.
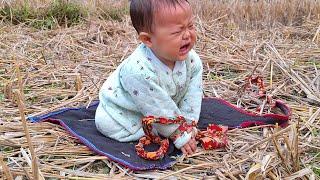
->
xmin=0 ymin=0 xmax=319 ymax=179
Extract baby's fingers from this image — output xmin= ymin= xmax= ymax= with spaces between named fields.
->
xmin=181 ymin=147 xmax=187 ymax=155
xmin=190 ymin=139 xmax=197 ymax=152
xmin=183 ymin=144 xmax=193 ymax=155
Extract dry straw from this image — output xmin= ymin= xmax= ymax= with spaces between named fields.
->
xmin=0 ymin=0 xmax=319 ymax=179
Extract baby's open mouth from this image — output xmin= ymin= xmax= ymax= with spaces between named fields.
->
xmin=179 ymin=43 xmax=190 ymax=54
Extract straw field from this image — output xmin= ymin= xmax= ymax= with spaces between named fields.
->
xmin=0 ymin=0 xmax=319 ymax=179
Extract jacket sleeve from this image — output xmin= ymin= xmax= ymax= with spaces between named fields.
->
xmin=121 ymin=71 xmax=192 ymax=148
xmin=179 ymin=51 xmax=203 ymax=123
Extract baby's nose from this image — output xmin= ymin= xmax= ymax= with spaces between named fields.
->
xmin=182 ymin=29 xmax=191 ymax=40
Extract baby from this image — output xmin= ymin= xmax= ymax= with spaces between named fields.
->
xmin=95 ymin=0 xmax=203 ymax=155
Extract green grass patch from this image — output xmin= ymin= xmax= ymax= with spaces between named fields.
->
xmin=210 ymin=66 xmax=244 ymax=80
xmin=294 ymin=59 xmax=320 ymax=68
xmin=209 ymin=73 xmax=220 ymax=81
xmin=0 ymin=93 xmax=4 ymax=102
xmin=46 ymin=0 xmax=85 ymax=27
xmin=99 ymin=5 xmax=129 ymax=22
xmin=0 ymin=0 xmax=130 ymax=28
xmin=0 ymin=0 xmax=86 ymax=29
xmin=27 ymin=96 xmax=38 ymax=104
xmin=0 ymin=4 xmax=36 ymax=25
xmin=0 ymin=77 xmax=4 ymax=102
xmin=311 ymin=128 xmax=320 ymax=136
xmin=1 ymin=146 xmax=14 ymax=153
xmin=307 ymin=152 xmax=320 ymax=178
xmin=314 ymin=166 xmax=320 ymax=177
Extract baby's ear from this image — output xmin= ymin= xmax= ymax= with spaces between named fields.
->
xmin=139 ymin=32 xmax=152 ymax=48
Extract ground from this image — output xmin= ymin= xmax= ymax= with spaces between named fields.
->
xmin=0 ymin=0 xmax=319 ymax=179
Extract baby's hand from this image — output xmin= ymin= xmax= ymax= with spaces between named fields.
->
xmin=181 ymin=127 xmax=197 ymax=155
xmin=170 ymin=124 xmax=198 ymax=155
xmin=181 ymin=136 xmax=197 ymax=155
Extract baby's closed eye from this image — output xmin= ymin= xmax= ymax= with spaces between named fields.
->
xmin=171 ymin=30 xmax=182 ymax=35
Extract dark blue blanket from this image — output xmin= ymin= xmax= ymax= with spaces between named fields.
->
xmin=28 ymin=98 xmax=290 ymax=170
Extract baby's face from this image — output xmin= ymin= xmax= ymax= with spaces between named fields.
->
xmin=150 ymin=2 xmax=196 ymax=64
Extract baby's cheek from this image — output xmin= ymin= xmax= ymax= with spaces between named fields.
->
xmin=191 ymin=31 xmax=197 ymax=42
xmin=169 ymin=43 xmax=179 ymax=52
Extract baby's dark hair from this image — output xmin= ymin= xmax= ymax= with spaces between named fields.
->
xmin=130 ymin=0 xmax=189 ymax=34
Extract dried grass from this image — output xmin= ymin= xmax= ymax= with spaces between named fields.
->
xmin=0 ymin=0 xmax=319 ymax=179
